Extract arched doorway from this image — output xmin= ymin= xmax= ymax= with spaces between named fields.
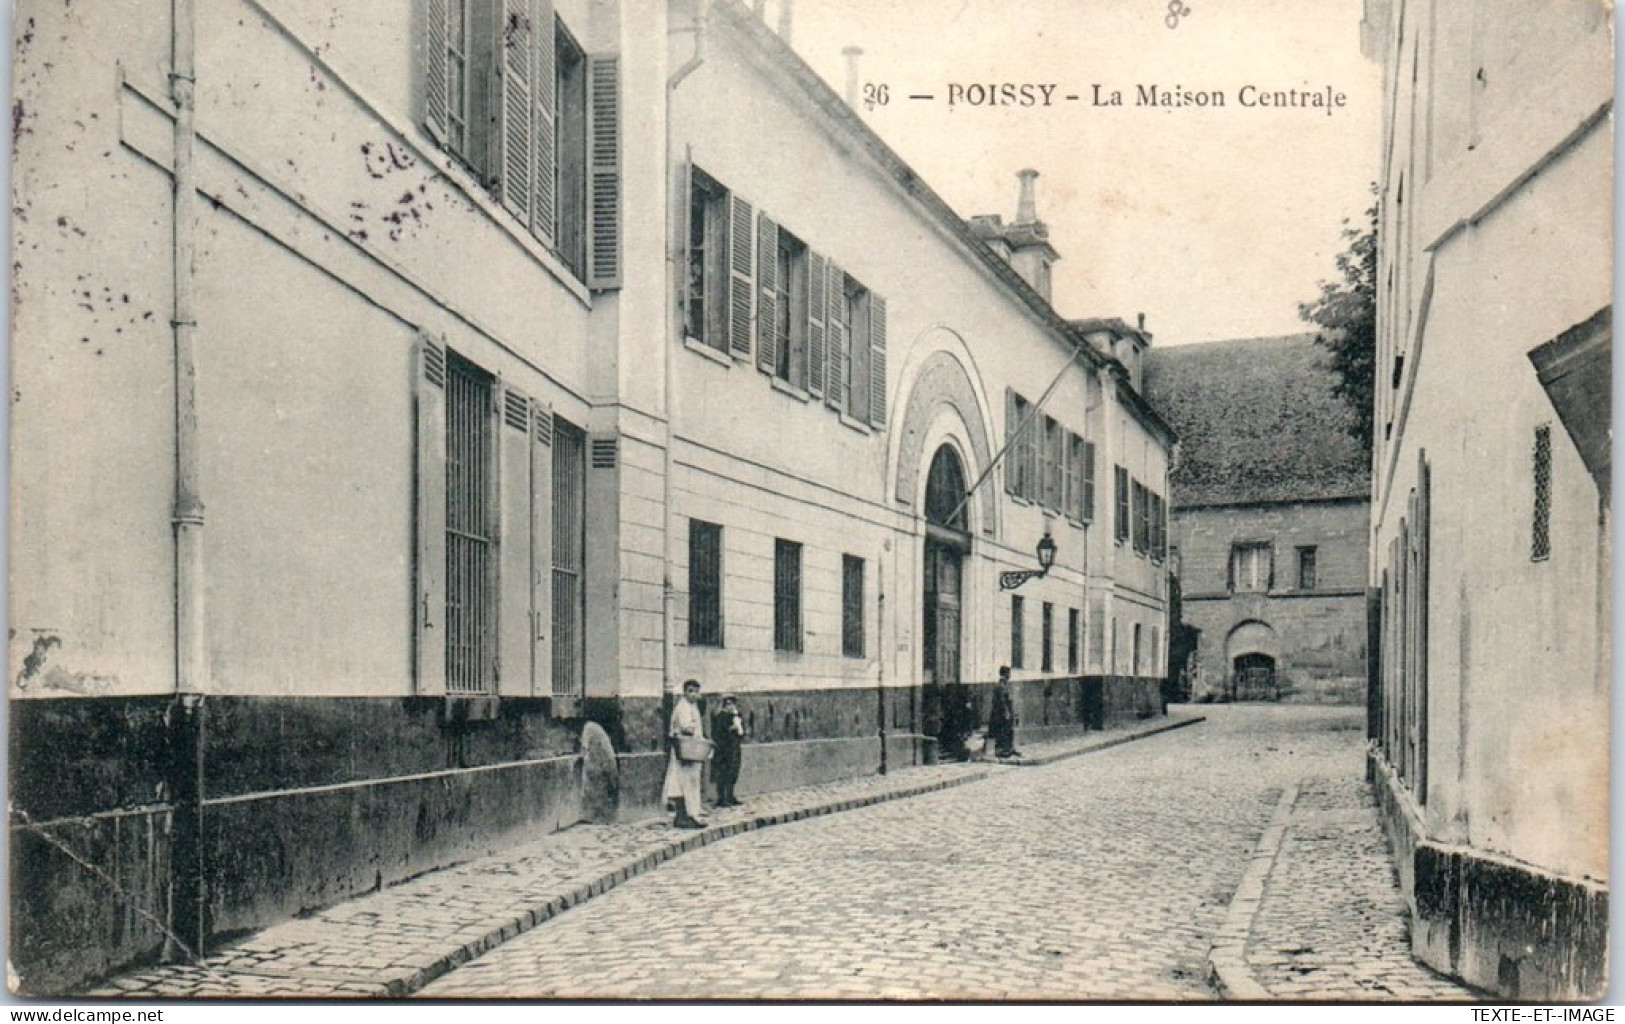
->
xmin=1225 ymin=620 xmax=1280 ymax=702
xmin=921 ymin=445 xmax=971 ymax=760
xmin=1232 ymin=652 xmax=1278 ymax=701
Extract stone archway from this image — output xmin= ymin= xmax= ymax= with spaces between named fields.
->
xmin=894 ymin=351 xmax=996 ymax=536
xmin=1226 ymin=621 xmax=1280 ymax=702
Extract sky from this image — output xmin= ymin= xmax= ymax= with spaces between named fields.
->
xmin=786 ymin=0 xmax=1383 ymax=346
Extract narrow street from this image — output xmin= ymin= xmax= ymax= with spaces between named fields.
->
xmin=419 ymin=705 xmax=1468 ymax=1001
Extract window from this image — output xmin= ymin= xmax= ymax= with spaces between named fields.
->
xmin=1114 ymin=465 xmax=1130 ymax=542
xmin=1150 ymin=625 xmax=1161 ymax=675
xmin=768 ymin=229 xmax=808 ymax=387
xmin=688 ymin=520 xmax=723 ymax=647
xmin=1041 ymin=601 xmax=1054 ymax=673
xmin=842 ymin=555 xmax=865 ymax=658
xmin=1297 ymin=546 xmax=1318 ymax=590
xmin=1065 ymin=434 xmax=1095 ymax=522
xmin=1089 ymin=605 xmax=1106 ymax=671
xmin=445 ymin=351 xmax=497 ymax=693
xmin=1067 ymin=608 xmax=1081 ymax=674
xmin=422 ymin=2 xmax=618 ymax=285
xmin=1042 ymin=417 xmax=1063 ymax=509
xmin=1131 ymin=480 xmax=1150 ymax=554
xmin=551 ymin=418 xmax=586 ymax=698
xmin=1008 ymin=393 xmax=1037 ymax=500
xmin=1132 ymin=623 xmax=1143 ymax=677
xmin=1532 ymin=424 xmax=1551 ymax=561
xmin=685 ymin=170 xmax=730 ymax=351
xmin=1010 ymin=595 xmax=1026 ymax=669
xmin=826 ymin=274 xmax=879 ymax=423
xmin=774 ymin=539 xmax=802 ymax=653
xmin=1150 ymin=491 xmax=1167 ymax=561
xmin=1230 ymin=542 xmax=1272 ymax=592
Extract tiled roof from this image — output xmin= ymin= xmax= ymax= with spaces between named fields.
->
xmin=1142 ymin=334 xmax=1371 ymax=507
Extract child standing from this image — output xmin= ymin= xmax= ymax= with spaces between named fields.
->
xmin=710 ymin=694 xmax=746 ymax=807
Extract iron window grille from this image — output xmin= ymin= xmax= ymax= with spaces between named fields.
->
xmin=1532 ymin=424 xmax=1551 ymax=561
xmin=444 ymin=351 xmax=497 ymax=694
xmin=1297 ymin=546 xmax=1318 ymax=590
xmin=688 ymin=520 xmax=724 ymax=647
xmin=774 ymin=538 xmax=803 ymax=653
xmin=1010 ymin=594 xmax=1025 ymax=669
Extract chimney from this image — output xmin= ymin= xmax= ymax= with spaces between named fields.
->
xmin=1015 ymin=168 xmax=1040 ymax=225
xmin=777 ymin=0 xmax=794 ymax=45
xmin=842 ymin=46 xmax=864 ymax=108
xmin=1137 ymin=312 xmax=1146 ymax=332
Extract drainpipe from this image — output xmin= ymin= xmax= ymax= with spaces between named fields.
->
xmin=168 ymin=0 xmax=208 ymax=962
xmin=876 ymin=546 xmax=886 ymax=774
xmin=662 ymin=3 xmax=706 ymax=717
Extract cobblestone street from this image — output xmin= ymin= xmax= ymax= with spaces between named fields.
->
xmin=421 ymin=705 xmax=1474 ymax=1001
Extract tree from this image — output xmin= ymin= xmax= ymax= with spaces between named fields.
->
xmin=1300 ymin=190 xmax=1377 ymax=451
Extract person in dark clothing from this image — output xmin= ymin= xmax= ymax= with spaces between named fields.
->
xmin=710 ymin=694 xmax=746 ymax=806
xmin=988 ymin=665 xmax=1020 ymax=759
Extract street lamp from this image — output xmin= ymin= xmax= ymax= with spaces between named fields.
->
xmin=1000 ymin=532 xmax=1058 ymax=591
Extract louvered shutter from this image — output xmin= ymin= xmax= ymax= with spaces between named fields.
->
xmin=825 ymin=260 xmax=846 ymax=411
xmin=498 ymin=384 xmax=534 ymax=693
xmin=806 ymin=252 xmax=827 ymax=397
xmin=424 ymin=0 xmax=451 ymax=143
xmin=530 ymin=401 xmax=555 ymax=698
xmin=586 ymin=54 xmax=622 ymax=288
xmin=415 ymin=331 xmax=449 ymax=694
xmin=1004 ymin=390 xmax=1017 ymax=495
xmin=1082 ymin=441 xmax=1096 ymax=522
xmin=756 ymin=214 xmax=779 ymax=374
xmin=1063 ymin=435 xmax=1079 ymax=519
xmin=528 ymin=0 xmax=556 ymax=245
xmin=498 ymin=0 xmax=533 ymax=221
xmin=868 ymin=293 xmax=887 ymax=426
xmin=727 ymin=194 xmax=754 ymax=358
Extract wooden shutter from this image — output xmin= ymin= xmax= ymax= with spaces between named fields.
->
xmin=1082 ymin=441 xmax=1096 ymax=522
xmin=498 ymin=384 xmax=534 ymax=693
xmin=424 ymin=0 xmax=451 ymax=143
xmin=868 ymin=293 xmax=888 ymax=426
xmin=529 ymin=0 xmax=557 ymax=245
xmin=498 ymin=0 xmax=533 ymax=221
xmin=806 ymin=251 xmax=827 ymax=397
xmin=1004 ymin=390 xmax=1017 ymax=495
xmin=530 ymin=401 xmax=555 ymax=698
xmin=756 ymin=214 xmax=779 ymax=374
xmin=825 ymin=260 xmax=846 ymax=411
xmin=727 ymin=194 xmax=754 ymax=358
xmin=1063 ymin=434 xmax=1079 ymax=518
xmin=415 ymin=331 xmax=449 ymax=694
xmin=586 ymin=54 xmax=622 ymax=288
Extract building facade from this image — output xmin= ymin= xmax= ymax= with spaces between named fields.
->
xmin=9 ymin=0 xmax=1174 ymax=993
xmin=1362 ymin=0 xmax=1610 ymax=999
xmin=1145 ymin=335 xmax=1370 ymax=704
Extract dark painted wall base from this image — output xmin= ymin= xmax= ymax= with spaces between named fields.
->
xmin=1370 ymin=751 xmax=1609 ymax=1000
xmin=12 ymin=677 xmax=1165 ymax=993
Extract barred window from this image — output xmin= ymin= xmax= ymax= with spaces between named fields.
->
xmin=842 ymin=555 xmax=865 ymax=658
xmin=444 ymin=351 xmax=496 ymax=694
xmin=1041 ymin=601 xmax=1054 ymax=673
xmin=1067 ymin=607 xmax=1081 ymax=674
xmin=688 ymin=520 xmax=723 ymax=647
xmin=1010 ymin=594 xmax=1026 ymax=669
xmin=774 ymin=538 xmax=803 ymax=653
xmin=1532 ymin=424 xmax=1551 ymax=561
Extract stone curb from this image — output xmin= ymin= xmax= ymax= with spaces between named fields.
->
xmin=1005 ymin=714 xmax=1206 ymax=767
xmin=1206 ymin=781 xmax=1299 ymax=1001
xmin=389 ymin=715 xmax=1209 ymax=997
xmin=381 ymin=770 xmax=994 ymax=997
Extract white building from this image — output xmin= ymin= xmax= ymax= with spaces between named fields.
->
xmin=1362 ymin=0 xmax=1610 ymax=999
xmin=9 ymin=0 xmax=1174 ymax=992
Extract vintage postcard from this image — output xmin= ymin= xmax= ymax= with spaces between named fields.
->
xmin=7 ymin=0 xmax=1611 ymax=1004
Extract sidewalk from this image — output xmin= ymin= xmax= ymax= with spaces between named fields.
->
xmin=1207 ymin=772 xmax=1483 ymax=1001
xmin=90 ymin=712 xmax=1202 ymax=999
